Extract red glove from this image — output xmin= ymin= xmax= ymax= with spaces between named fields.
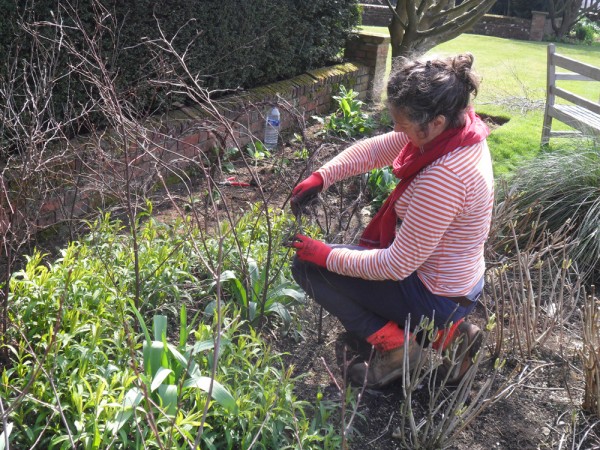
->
xmin=290 ymin=173 xmax=324 ymax=216
xmin=290 ymin=234 xmax=331 ymax=267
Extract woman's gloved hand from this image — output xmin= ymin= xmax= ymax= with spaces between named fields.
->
xmin=290 ymin=173 xmax=323 ymax=216
xmin=289 ymin=234 xmax=331 ymax=267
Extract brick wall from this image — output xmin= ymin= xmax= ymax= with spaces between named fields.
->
xmin=20 ymin=32 xmax=390 ymax=229
xmin=360 ymin=4 xmax=391 ymax=27
xmin=469 ymin=14 xmax=531 ymax=40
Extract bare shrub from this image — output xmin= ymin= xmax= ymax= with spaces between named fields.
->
xmin=1 ymin=2 xmax=325 ymax=447
xmin=0 ymin=5 xmax=88 ymax=353
xmin=485 ymin=181 xmax=584 ymax=361
xmin=582 ymin=286 xmax=600 ymax=415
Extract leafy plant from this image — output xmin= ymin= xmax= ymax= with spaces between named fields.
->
xmin=222 ymin=146 xmax=242 ymax=173
xmin=125 ymin=306 xmax=236 ymax=421
xmin=195 ymin=317 xmax=342 ymax=450
xmin=202 ymin=204 xmax=316 ymax=327
xmin=1 ymin=214 xmax=341 ymax=449
xmin=246 ymin=141 xmax=271 ymax=161
xmin=314 ymin=85 xmax=375 ymax=138
xmin=573 ymin=18 xmax=599 ymax=44
xmin=365 ymin=166 xmax=397 ymax=213
xmin=210 ymin=257 xmax=305 ymax=327
xmin=293 ymin=147 xmax=310 ymax=160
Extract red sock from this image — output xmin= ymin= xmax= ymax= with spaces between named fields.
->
xmin=431 ymin=318 xmax=464 ymax=351
xmin=367 ymin=321 xmax=409 ymax=352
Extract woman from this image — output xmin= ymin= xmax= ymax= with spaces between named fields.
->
xmin=288 ymin=53 xmax=493 ymax=389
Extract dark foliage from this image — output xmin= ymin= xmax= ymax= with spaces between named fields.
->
xmin=490 ymin=0 xmax=547 ymax=18
xmin=0 ymin=0 xmax=360 ymax=136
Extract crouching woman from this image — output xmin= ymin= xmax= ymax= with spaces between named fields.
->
xmin=288 ymin=53 xmax=492 ymax=388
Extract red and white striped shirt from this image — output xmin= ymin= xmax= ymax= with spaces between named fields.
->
xmin=316 ymin=130 xmax=494 ymax=297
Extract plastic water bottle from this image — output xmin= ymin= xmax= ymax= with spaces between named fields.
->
xmin=264 ymin=107 xmax=280 ymax=150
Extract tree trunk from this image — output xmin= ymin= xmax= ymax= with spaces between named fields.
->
xmin=387 ymin=0 xmax=496 ymax=58
xmin=548 ymin=0 xmax=588 ymax=40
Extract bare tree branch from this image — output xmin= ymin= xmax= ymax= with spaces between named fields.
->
xmin=389 ymin=0 xmax=496 ymax=57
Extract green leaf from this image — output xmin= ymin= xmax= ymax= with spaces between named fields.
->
xmin=129 ymin=300 xmax=151 ymax=343
xmin=153 ymin=315 xmax=167 ymax=341
xmin=267 ymin=284 xmax=306 ymax=304
xmin=248 ymin=301 xmax=257 ymax=322
xmin=157 ymin=384 xmax=179 ymax=416
xmin=143 ymin=341 xmax=165 ymax=378
xmin=179 ymin=304 xmax=188 ymax=348
xmin=184 ymin=376 xmax=237 ymax=414
xmin=340 ymin=98 xmax=351 ymax=117
xmin=109 ymin=387 xmax=143 ymax=434
xmin=151 ymin=367 xmax=173 ymax=392
xmin=266 ymin=302 xmax=292 ymax=325
xmin=248 ymin=257 xmax=259 ymax=289
xmin=193 ymin=339 xmax=216 ymax=354
xmin=166 ymin=343 xmax=188 ymax=368
xmin=204 ymin=300 xmax=217 ymax=317
xmin=216 ymin=270 xmax=247 ymax=307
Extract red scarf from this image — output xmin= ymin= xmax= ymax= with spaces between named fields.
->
xmin=359 ymin=108 xmax=490 ymax=249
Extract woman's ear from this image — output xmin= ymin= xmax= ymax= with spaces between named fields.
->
xmin=431 ymin=115 xmax=447 ymax=130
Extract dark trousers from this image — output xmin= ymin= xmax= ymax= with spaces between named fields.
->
xmin=291 ymin=246 xmax=481 ymax=339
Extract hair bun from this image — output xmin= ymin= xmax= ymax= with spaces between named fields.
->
xmin=450 ymin=53 xmax=477 ymax=93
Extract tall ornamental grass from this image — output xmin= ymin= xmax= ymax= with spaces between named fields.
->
xmin=499 ymin=146 xmax=600 ymax=283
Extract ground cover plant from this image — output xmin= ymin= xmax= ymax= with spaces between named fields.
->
xmin=1 ymin=214 xmax=342 ymax=449
xmin=2 ymin=6 xmax=600 ymax=449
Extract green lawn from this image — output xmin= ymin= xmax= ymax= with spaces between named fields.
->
xmin=360 ymin=28 xmax=600 ymax=177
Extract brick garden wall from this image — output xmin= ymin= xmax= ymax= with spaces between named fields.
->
xmin=469 ymin=14 xmax=531 ymax=40
xmin=360 ymin=4 xmax=391 ymax=27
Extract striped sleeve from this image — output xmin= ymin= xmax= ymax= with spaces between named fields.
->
xmin=316 ymin=131 xmax=410 ymax=189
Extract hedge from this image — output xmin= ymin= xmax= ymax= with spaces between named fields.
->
xmin=0 ymin=0 xmax=360 ymax=129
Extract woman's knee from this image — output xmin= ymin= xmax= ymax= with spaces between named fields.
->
xmin=291 ymin=255 xmax=309 ymax=286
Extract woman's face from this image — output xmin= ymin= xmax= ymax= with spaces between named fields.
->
xmin=390 ymin=107 xmax=447 ymax=148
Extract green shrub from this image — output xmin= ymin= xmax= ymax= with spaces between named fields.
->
xmin=203 ymin=203 xmax=313 ymax=328
xmin=314 ymin=85 xmax=376 ymax=138
xmin=573 ymin=18 xmax=599 ymax=44
xmin=1 ymin=213 xmax=340 ymax=449
xmin=365 ymin=166 xmax=397 ymax=213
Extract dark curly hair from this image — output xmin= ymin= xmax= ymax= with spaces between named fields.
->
xmin=386 ymin=53 xmax=480 ymax=131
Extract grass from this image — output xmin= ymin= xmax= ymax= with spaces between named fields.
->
xmin=359 ymin=28 xmax=600 ymax=177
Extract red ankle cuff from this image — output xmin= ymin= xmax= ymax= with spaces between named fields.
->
xmin=367 ymin=321 xmax=408 ymax=352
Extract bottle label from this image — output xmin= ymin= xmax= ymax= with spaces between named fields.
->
xmin=267 ymin=119 xmax=280 ymax=127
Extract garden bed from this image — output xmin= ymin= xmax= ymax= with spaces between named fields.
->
xmin=5 ymin=103 xmax=596 ymax=449
xmin=149 ymin=108 xmax=593 ymax=449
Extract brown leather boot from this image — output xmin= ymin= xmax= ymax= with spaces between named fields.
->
xmin=349 ymin=340 xmax=422 ymax=389
xmin=437 ymin=321 xmax=482 ymax=385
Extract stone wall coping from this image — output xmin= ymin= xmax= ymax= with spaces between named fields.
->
xmin=350 ymin=30 xmax=390 ymax=44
